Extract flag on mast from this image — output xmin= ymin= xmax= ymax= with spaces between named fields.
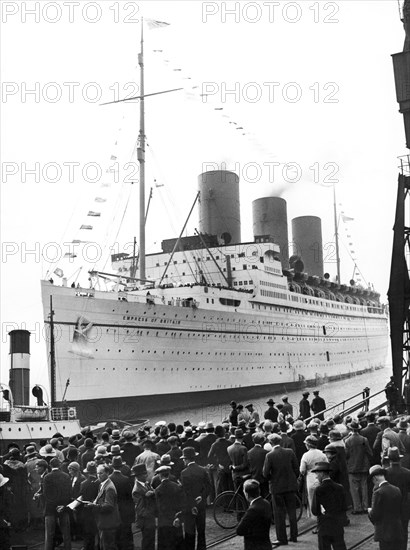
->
xmin=146 ymin=19 xmax=170 ymax=30
xmin=341 ymin=214 xmax=354 ymax=222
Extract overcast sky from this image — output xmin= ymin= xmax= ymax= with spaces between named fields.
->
xmin=0 ymin=0 xmax=405 ymax=391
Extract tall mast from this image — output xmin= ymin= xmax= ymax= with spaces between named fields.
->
xmin=333 ymin=183 xmax=341 ymax=283
xmin=137 ymin=18 xmax=146 ymax=281
xmin=49 ymin=295 xmax=56 ymax=407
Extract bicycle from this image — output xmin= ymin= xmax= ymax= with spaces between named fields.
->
xmin=213 ymin=475 xmax=304 ymax=529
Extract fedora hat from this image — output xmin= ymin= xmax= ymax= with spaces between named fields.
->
xmin=156 ymin=454 xmax=174 ymax=466
xmin=83 ymin=461 xmax=97 ymax=475
xmin=302 ymin=391 xmax=310 ymax=397
xmin=111 ymin=429 xmax=121 ymax=439
xmin=110 ymin=445 xmax=123 ymax=456
xmin=245 ymin=403 xmax=253 ymax=409
xmin=95 ymin=445 xmax=110 ymax=458
xmin=305 ymin=435 xmax=319 ymax=447
xmin=182 ymin=447 xmax=198 ymax=460
xmin=312 ymin=461 xmax=332 ymax=473
xmin=205 ymin=421 xmax=214 ymax=430
xmin=266 ymin=398 xmax=275 ymax=405
xmin=349 ymin=421 xmax=360 ymax=430
xmin=156 ymin=465 xmax=171 ymax=474
xmin=293 ymin=420 xmax=306 ymax=431
xmin=234 ymin=428 xmax=245 ymax=438
xmin=387 ymin=446 xmax=403 ymax=462
xmin=25 ymin=445 xmax=38 ymax=459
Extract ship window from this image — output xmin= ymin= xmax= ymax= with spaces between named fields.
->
xmin=220 ymin=298 xmax=241 ymax=307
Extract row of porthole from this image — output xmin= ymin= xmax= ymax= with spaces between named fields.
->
xmin=1 ymin=426 xmax=66 ymax=432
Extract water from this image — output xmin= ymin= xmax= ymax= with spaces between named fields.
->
xmin=147 ymin=365 xmax=391 ymax=427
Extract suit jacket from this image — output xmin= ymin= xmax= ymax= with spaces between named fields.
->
xmin=197 ymin=433 xmax=217 ymax=466
xmin=280 ymin=433 xmax=296 ymax=453
xmin=311 ymin=478 xmax=347 ymax=536
xmin=263 ymin=407 xmax=278 ymax=422
xmin=132 ymin=479 xmax=157 ymax=528
xmin=43 ymin=469 xmax=72 ymax=516
xmin=368 ymin=481 xmax=404 ymax=542
xmin=247 ymin=445 xmax=268 ymax=484
xmin=109 ymin=470 xmax=134 ymax=524
xmin=180 ymin=462 xmax=212 ymax=511
xmin=386 ymin=463 xmax=410 ymax=520
xmin=227 ymin=442 xmax=249 ymax=478
xmin=344 ymin=433 xmax=373 ymax=473
xmin=262 ymin=446 xmax=298 ymax=494
xmin=208 ymin=438 xmax=231 ymax=471
xmin=360 ymin=423 xmax=380 ymax=450
xmin=93 ymin=478 xmax=121 ymax=531
xmin=155 ymin=478 xmax=185 ymax=527
xmin=236 ymin=496 xmax=272 ymax=550
xmin=121 ymin=441 xmax=142 ymax=467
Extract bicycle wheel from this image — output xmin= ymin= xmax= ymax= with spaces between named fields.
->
xmin=295 ymin=493 xmax=303 ymax=522
xmin=213 ymin=491 xmax=247 ymax=529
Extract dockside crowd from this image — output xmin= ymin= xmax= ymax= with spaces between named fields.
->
xmin=1 ymin=389 xmax=410 ymax=550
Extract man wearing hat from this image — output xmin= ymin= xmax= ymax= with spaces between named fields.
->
xmin=345 ymin=420 xmax=373 ymax=514
xmin=155 ymin=465 xmax=184 ymax=550
xmin=196 ymin=422 xmax=216 ymax=467
xmin=208 ymin=426 xmax=233 ymax=495
xmin=245 ymin=403 xmax=260 ymax=425
xmin=281 ymin=396 xmax=293 ymax=418
xmin=299 ymin=392 xmax=311 ymax=421
xmin=79 ymin=462 xmax=99 ymax=550
xmin=311 ymin=462 xmax=348 ymax=550
xmin=132 ymin=463 xmax=156 ymax=550
xmin=236 ymin=479 xmax=272 ymax=550
xmin=311 ymin=391 xmax=326 ymax=421
xmin=361 ymin=412 xmax=380 ymax=463
xmin=385 ymin=447 xmax=410 ymax=550
xmin=228 ymin=429 xmax=250 ymax=491
xmin=121 ymin=431 xmax=142 ymax=468
xmin=181 ymin=447 xmax=212 ymax=550
xmin=385 ymin=376 xmax=400 ymax=416
xmin=134 ymin=439 xmax=160 ymax=482
xmin=43 ymin=457 xmax=72 ymax=550
xmin=264 ymin=399 xmax=279 ymax=422
xmin=248 ymin=433 xmax=269 ymax=497
xmin=151 ymin=455 xmax=177 ymax=489
xmin=291 ymin=420 xmax=308 ymax=465
xmin=110 ymin=456 xmax=134 ymax=550
xmin=375 ymin=416 xmax=405 ymax=464
xmin=229 ymin=401 xmax=239 ymax=426
xmin=368 ymin=465 xmax=404 ymax=550
xmin=263 ymin=433 xmax=299 ymax=544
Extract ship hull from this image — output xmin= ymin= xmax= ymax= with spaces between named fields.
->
xmin=58 ymin=364 xmax=382 ymax=424
xmin=41 ymin=280 xmax=390 ymax=425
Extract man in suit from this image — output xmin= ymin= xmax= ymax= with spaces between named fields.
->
xmin=42 ymin=457 xmax=72 ymax=550
xmin=109 ymin=456 xmax=134 ymax=550
xmin=264 ymin=399 xmax=279 ymax=422
xmin=385 ymin=446 xmax=410 ymax=550
xmin=299 ymin=392 xmax=311 ymax=420
xmin=155 ymin=465 xmax=185 ymax=550
xmin=247 ymin=434 xmax=268 ymax=498
xmin=79 ymin=462 xmax=100 ymax=550
xmin=85 ymin=464 xmax=121 ymax=550
xmin=262 ymin=433 xmax=299 ymax=545
xmin=208 ymin=425 xmax=232 ymax=495
xmin=311 ymin=461 xmax=347 ymax=550
xmin=291 ymin=420 xmax=307 ymax=465
xmin=227 ymin=429 xmax=249 ymax=491
xmin=236 ymin=479 xmax=272 ymax=550
xmin=180 ymin=446 xmax=212 ymax=550
xmin=121 ymin=431 xmax=142 ymax=467
xmin=367 ymin=464 xmax=404 ymax=550
xmin=344 ymin=420 xmax=373 ymax=514
xmin=311 ymin=390 xmax=326 ymax=421
xmin=360 ymin=412 xmax=380 ymax=465
xmin=132 ymin=463 xmax=157 ymax=550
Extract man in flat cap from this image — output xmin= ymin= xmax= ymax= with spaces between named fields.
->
xmin=368 ymin=464 xmax=404 ymax=550
xmin=311 ymin=462 xmax=347 ymax=550
xmin=299 ymin=392 xmax=311 ymax=421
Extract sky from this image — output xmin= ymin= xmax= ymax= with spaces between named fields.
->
xmin=0 ymin=0 xmax=406 ymax=392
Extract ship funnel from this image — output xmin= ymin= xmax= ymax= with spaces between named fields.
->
xmin=9 ymin=329 xmax=30 ymax=406
xmin=252 ymin=197 xmax=289 ymax=267
xmin=198 ymin=170 xmax=241 ymax=245
xmin=292 ymin=216 xmax=324 ymax=277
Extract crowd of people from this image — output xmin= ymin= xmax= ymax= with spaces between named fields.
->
xmin=0 ymin=390 xmax=409 ymax=550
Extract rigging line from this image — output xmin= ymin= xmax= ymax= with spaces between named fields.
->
xmin=101 ymin=187 xmax=133 ymax=272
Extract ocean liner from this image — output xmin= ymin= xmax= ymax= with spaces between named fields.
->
xmin=40 ymin=23 xmax=389 ymax=426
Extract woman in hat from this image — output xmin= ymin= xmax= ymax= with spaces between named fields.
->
xmin=300 ymin=435 xmax=327 ymax=517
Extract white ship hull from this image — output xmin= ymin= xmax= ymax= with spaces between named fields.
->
xmin=41 ymin=274 xmax=389 ymax=424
